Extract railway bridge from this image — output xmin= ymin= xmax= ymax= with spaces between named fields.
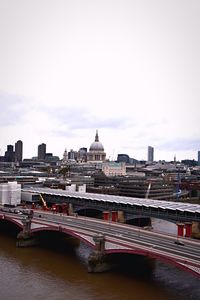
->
xmin=22 ymin=187 xmax=200 ymax=237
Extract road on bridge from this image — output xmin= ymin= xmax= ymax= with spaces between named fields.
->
xmin=31 ymin=211 xmax=200 ymax=270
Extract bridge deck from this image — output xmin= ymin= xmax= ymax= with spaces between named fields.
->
xmin=1 ymin=210 xmax=200 ymax=278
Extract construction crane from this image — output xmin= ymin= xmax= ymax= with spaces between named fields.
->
xmin=145 ymin=182 xmax=151 ymax=199
xmin=39 ymin=194 xmax=48 ymax=210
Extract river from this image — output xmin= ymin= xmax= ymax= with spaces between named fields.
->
xmin=0 ymin=219 xmax=199 ymax=300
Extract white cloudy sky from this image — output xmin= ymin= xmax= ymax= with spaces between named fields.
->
xmin=0 ymin=0 xmax=199 ymax=161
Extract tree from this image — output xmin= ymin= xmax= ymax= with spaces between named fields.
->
xmin=58 ymin=165 xmax=71 ymax=179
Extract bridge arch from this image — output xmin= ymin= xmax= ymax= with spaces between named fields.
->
xmin=0 ymin=215 xmax=23 ymax=230
xmin=31 ymin=226 xmax=96 ymax=249
xmin=0 ymin=215 xmax=23 ymax=236
xmin=105 ymin=248 xmax=199 ymax=278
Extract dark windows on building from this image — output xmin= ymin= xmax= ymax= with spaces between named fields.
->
xmin=5 ymin=145 xmax=15 ymax=162
xmin=38 ymin=143 xmax=46 ymax=160
xmin=15 ymin=140 xmax=23 ymax=162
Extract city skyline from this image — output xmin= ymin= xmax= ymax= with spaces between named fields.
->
xmin=1 ymin=138 xmax=199 ymax=163
xmin=0 ymin=1 xmax=199 ymax=161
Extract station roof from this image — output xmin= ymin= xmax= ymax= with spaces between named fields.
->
xmin=22 ymin=187 xmax=200 ymax=214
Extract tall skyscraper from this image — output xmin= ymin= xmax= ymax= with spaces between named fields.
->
xmin=198 ymin=151 xmax=200 ymax=166
xmin=38 ymin=143 xmax=46 ymax=160
xmin=15 ymin=140 xmax=23 ymax=162
xmin=4 ymin=145 xmax=15 ymax=162
xmin=148 ymin=146 xmax=154 ymax=162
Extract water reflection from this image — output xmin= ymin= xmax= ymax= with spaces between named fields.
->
xmin=151 ymin=218 xmax=177 ymax=235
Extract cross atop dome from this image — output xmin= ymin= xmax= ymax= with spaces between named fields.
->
xmin=95 ymin=129 xmax=99 ymax=142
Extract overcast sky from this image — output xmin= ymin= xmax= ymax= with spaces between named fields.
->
xmin=0 ymin=0 xmax=199 ymax=161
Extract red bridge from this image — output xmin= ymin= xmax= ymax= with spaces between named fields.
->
xmin=0 ymin=210 xmax=200 ymax=277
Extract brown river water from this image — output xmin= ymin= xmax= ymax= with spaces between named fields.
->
xmin=0 ymin=218 xmax=199 ymax=300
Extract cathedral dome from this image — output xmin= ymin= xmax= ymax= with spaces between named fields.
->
xmin=89 ymin=141 xmax=104 ymax=151
xmin=89 ymin=130 xmax=104 ymax=151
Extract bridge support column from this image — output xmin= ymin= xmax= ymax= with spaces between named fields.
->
xmin=111 ymin=211 xmax=118 ymax=222
xmin=191 ymin=222 xmax=200 ymax=239
xmin=184 ymin=222 xmax=192 ymax=237
xmin=176 ymin=223 xmax=184 ymax=237
xmin=68 ymin=203 xmax=74 ymax=215
xmin=16 ymin=216 xmax=37 ymax=247
xmin=117 ymin=211 xmax=125 ymax=223
xmin=102 ymin=211 xmax=110 ymax=221
xmin=88 ymin=234 xmax=110 ymax=273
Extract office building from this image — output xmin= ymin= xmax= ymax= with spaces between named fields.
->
xmin=15 ymin=140 xmax=23 ymax=162
xmin=78 ymin=147 xmax=87 ymax=162
xmin=117 ymin=154 xmax=130 ymax=164
xmin=68 ymin=149 xmax=76 ymax=160
xmin=38 ymin=143 xmax=46 ymax=160
xmin=102 ymin=162 xmax=126 ymax=176
xmin=148 ymin=146 xmax=154 ymax=162
xmin=4 ymin=145 xmax=15 ymax=162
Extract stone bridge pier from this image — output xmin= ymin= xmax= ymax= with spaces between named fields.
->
xmin=16 ymin=215 xmax=37 ymax=247
xmin=192 ymin=221 xmax=200 ymax=239
xmin=88 ymin=234 xmax=110 ymax=273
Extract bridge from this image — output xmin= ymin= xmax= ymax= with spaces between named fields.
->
xmin=0 ymin=209 xmax=200 ymax=278
xmin=22 ymin=187 xmax=200 ymax=223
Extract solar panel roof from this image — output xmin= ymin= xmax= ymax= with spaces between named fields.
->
xmin=22 ymin=187 xmax=200 ymax=214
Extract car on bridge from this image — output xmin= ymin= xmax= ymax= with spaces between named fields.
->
xmin=174 ymin=240 xmax=184 ymax=246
